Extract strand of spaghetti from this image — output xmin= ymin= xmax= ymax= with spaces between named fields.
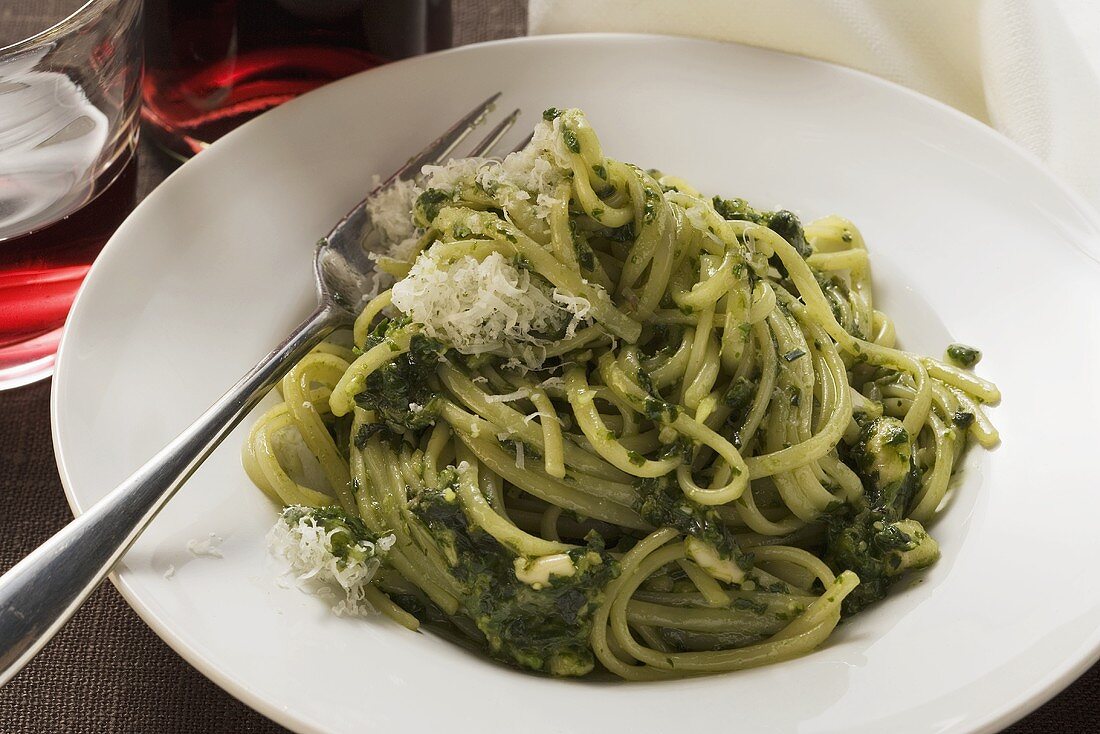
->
xmin=596 ymin=353 xmax=749 ymax=504
xmin=432 ymin=206 xmax=641 ymax=341
xmin=625 ymin=600 xmax=789 ymax=638
xmin=871 ymin=309 xmax=895 ymax=347
xmin=422 ymin=421 xmax=451 ymax=489
xmin=546 ymin=180 xmax=580 ymax=270
xmin=611 ymin=545 xmax=858 ymax=673
xmin=349 ymin=409 xmax=387 ymax=531
xmin=440 ymin=401 xmax=648 ymax=529
xmin=733 ymin=481 xmax=804 ymax=536
xmin=769 ymin=572 xmax=859 ymax=642
xmin=528 ymin=388 xmax=565 ymax=478
xmin=751 ymin=545 xmax=837 ymax=586
xmin=720 ymin=267 xmax=753 ymax=373
xmin=352 ymin=289 xmax=392 ymax=349
xmin=747 ymin=223 xmax=933 ymax=436
xmin=542 ymin=325 xmax=611 ymax=357
xmin=909 ymin=412 xmax=957 ymax=523
xmin=418 ymin=236 xmax=506 ymax=265
xmin=452 ymin=444 xmax=573 ymax=556
xmin=737 ymin=321 xmax=778 ymax=449
xmin=280 ymin=352 xmax=354 ymax=512
xmin=683 ymin=325 xmax=721 ymax=411
xmin=676 ymin=559 xmax=731 ymax=607
xmin=564 ymin=365 xmax=681 ymax=478
xmin=360 ymin=437 xmax=463 ymax=609
xmin=806 ymin=250 xmax=869 ymax=271
xmin=362 ymin=585 xmax=420 ymax=631
xmin=329 ymin=328 xmax=414 ymax=416
xmin=745 ymin=315 xmax=851 ymax=480
xmin=673 ymin=247 xmax=743 ymax=312
xmin=242 ymin=406 xmax=334 ymax=507
xmin=539 ymin=505 xmax=563 ymax=542
xmin=311 ymin=341 xmax=357 ymax=363
xmin=591 ymin=528 xmax=681 ymax=679
xmin=949 ymin=387 xmax=1000 ymax=448
xmin=482 ymin=468 xmax=509 ymax=519
xmin=816 ymin=452 xmax=865 ymax=503
xmin=618 ymin=165 xmax=676 ymax=319
xmin=747 ymin=280 xmax=777 ymax=324
xmin=645 ymin=327 xmax=694 ymax=388
xmin=670 ymin=414 xmax=749 ymax=504
xmin=438 ymin=362 xmax=628 ymax=481
xmin=559 ymin=113 xmax=633 ymax=228
xmin=921 ymin=357 xmax=1002 ymax=404
xmin=806 ymin=215 xmax=873 ymax=336
xmin=397 ymin=444 xmax=425 ymax=496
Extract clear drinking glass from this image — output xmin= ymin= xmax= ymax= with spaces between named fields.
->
xmin=0 ymin=0 xmax=142 ymax=390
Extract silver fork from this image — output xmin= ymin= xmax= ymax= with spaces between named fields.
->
xmin=0 ymin=93 xmax=523 ymax=687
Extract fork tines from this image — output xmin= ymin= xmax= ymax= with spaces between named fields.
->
xmin=372 ymin=93 xmax=525 ymax=196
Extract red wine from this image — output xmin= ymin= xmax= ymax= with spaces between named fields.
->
xmin=0 ymin=155 xmax=137 ymax=388
xmin=142 ymin=0 xmax=452 ymax=158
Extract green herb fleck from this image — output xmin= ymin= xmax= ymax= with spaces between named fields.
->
xmin=562 ymin=128 xmax=581 ymax=154
xmin=946 ymin=343 xmax=981 ymax=368
xmin=952 ymin=411 xmax=975 ymax=429
xmin=732 ymin=597 xmax=769 ymax=615
xmin=414 ymin=188 xmax=451 ymax=225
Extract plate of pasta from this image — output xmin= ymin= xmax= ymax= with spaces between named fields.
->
xmin=52 ymin=34 xmax=1100 ymax=734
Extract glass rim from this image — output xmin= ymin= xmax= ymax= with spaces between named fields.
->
xmin=0 ymin=0 xmax=107 ymax=55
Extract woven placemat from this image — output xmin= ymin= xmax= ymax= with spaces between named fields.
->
xmin=0 ymin=0 xmax=1094 ymax=730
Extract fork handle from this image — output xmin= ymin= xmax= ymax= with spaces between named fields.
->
xmin=0 ymin=304 xmax=342 ymax=687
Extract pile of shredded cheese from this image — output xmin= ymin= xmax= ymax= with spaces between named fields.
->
xmin=391 ymin=251 xmax=588 ymax=365
xmin=366 ymin=115 xmax=592 ymax=368
xmin=268 ymin=507 xmax=395 ymax=617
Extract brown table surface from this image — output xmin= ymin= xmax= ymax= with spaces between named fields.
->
xmin=2 ymin=1 xmax=1097 ymax=731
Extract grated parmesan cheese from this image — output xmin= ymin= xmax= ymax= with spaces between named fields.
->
xmin=492 ymin=116 xmax=572 ymax=190
xmin=552 ymin=290 xmax=593 ymax=338
xmin=390 ymin=250 xmax=591 ymax=367
xmin=364 ymin=117 xmax=574 ymax=268
xmin=422 ymin=157 xmax=491 ymax=192
xmin=187 ymin=533 xmax=224 ymax=559
xmin=363 ymin=118 xmax=588 ymax=337
xmin=534 ymin=194 xmax=559 ymax=220
xmin=267 ymin=507 xmax=394 ymax=617
xmin=484 ymin=387 xmax=532 ymax=403
xmin=365 ymin=177 xmax=420 ymax=248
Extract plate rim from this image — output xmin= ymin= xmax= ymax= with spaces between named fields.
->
xmin=50 ymin=31 xmax=1100 ymax=734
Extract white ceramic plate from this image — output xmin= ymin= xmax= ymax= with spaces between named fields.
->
xmin=52 ymin=34 xmax=1100 ymax=734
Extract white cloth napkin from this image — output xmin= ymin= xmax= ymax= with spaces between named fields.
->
xmin=528 ymin=0 xmax=1100 ymax=211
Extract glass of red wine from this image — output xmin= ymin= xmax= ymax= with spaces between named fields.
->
xmin=142 ymin=0 xmax=453 ymax=159
xmin=0 ymin=0 xmax=142 ymax=390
